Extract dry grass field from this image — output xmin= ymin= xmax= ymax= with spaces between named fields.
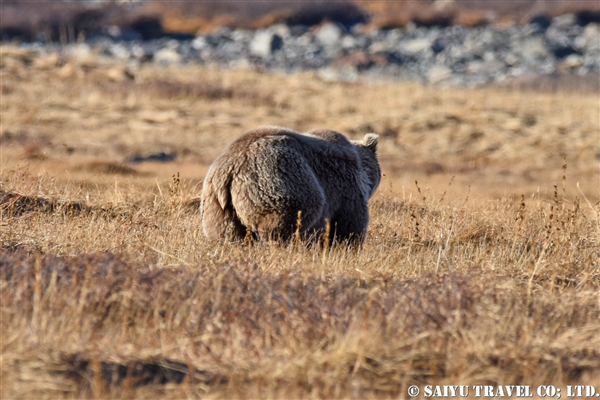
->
xmin=1 ymin=46 xmax=599 ymax=398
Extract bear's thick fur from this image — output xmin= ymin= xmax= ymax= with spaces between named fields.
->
xmin=200 ymin=126 xmax=381 ymax=244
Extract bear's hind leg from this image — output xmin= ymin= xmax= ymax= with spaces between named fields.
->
xmin=329 ymin=202 xmax=370 ymax=247
xmin=252 ymin=191 xmax=327 ymax=244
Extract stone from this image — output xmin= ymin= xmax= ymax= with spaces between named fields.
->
xmin=341 ymin=35 xmax=357 ymax=49
xmin=575 ymin=24 xmax=600 ymax=50
xmin=464 ymin=29 xmax=505 ymax=55
xmin=465 ymin=57 xmax=505 ymax=76
xmin=562 ymin=54 xmax=584 ymax=68
xmin=231 ymin=30 xmax=252 ymax=43
xmin=369 ymin=41 xmax=392 ymax=53
xmin=108 ymin=43 xmax=131 ymax=61
xmin=516 ymin=36 xmax=549 ymax=61
xmin=583 ymin=53 xmax=600 ymax=71
xmin=401 ymin=38 xmax=433 ymax=56
xmin=546 ymin=24 xmax=579 ymax=58
xmin=106 ymin=26 xmax=121 ymax=38
xmin=315 ymin=22 xmax=343 ymax=47
xmin=551 ymin=14 xmax=577 ymax=29
xmin=270 ymin=24 xmax=291 ymax=38
xmin=131 ymin=44 xmax=147 ymax=60
xmin=191 ymin=36 xmax=207 ymax=50
xmin=290 ymin=25 xmax=309 ymax=36
xmin=503 ymin=52 xmax=519 ymax=66
xmin=153 ymin=48 xmax=181 ymax=65
xmin=433 ymin=0 xmax=455 ymax=11
xmin=427 ymin=65 xmax=453 ymax=84
xmin=11 ymin=13 xmax=600 ymax=89
xmin=249 ymin=30 xmax=283 ymax=58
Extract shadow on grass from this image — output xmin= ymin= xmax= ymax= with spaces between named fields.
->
xmin=65 ymin=354 xmax=227 ymax=388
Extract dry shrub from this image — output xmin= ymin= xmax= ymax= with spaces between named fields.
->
xmin=359 ymin=0 xmax=600 ymax=28
xmin=0 ymin=188 xmax=148 ymax=223
xmin=141 ymin=80 xmax=277 ymax=106
xmin=75 ymin=161 xmax=142 ymax=176
xmin=0 ymin=1 xmax=163 ymax=42
xmin=0 ymin=189 xmax=88 ymax=218
xmin=1 ymin=243 xmax=599 ymax=397
xmin=468 ymin=0 xmax=600 ymax=21
xmin=453 ymin=9 xmax=489 ymax=27
xmin=149 ymin=0 xmax=366 ymax=33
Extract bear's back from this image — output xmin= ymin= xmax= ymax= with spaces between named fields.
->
xmin=225 ymin=125 xmax=364 ymax=217
xmin=233 ymin=126 xmax=359 ymax=165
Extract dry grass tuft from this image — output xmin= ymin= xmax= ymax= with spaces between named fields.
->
xmin=0 ymin=189 xmax=89 ymax=218
xmin=140 ymin=79 xmax=280 ymax=107
xmin=75 ymin=161 xmax=142 ymax=176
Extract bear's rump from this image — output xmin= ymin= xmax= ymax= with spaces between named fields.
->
xmin=230 ymin=145 xmax=327 ymax=239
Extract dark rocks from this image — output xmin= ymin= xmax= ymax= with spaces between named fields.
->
xmin=576 ymin=10 xmax=600 ymax=26
xmin=9 ymin=11 xmax=600 ymax=87
xmin=529 ymin=14 xmax=552 ymax=31
xmin=126 ymin=152 xmax=177 ymax=164
xmin=282 ymin=2 xmax=368 ymax=27
xmin=545 ymin=15 xmax=582 ymax=59
xmin=125 ymin=15 xmax=164 ymax=40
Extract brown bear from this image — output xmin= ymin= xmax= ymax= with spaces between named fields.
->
xmin=200 ymin=126 xmax=381 ymax=245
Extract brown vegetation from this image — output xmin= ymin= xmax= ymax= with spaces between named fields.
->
xmin=0 ymin=2 xmax=164 ymax=42
xmin=2 ymin=0 xmax=600 ymax=41
xmin=358 ymin=0 xmax=600 ymax=29
xmin=1 ymin=46 xmax=599 ymax=397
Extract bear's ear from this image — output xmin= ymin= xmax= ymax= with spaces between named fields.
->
xmin=363 ymin=133 xmax=378 ymax=152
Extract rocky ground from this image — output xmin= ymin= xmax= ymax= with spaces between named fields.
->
xmin=10 ymin=12 xmax=600 ymax=87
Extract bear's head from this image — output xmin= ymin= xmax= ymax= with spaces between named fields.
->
xmin=354 ymin=133 xmax=381 ymax=199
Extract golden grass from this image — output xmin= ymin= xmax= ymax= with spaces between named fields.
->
xmin=1 ymin=45 xmax=599 ymax=398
